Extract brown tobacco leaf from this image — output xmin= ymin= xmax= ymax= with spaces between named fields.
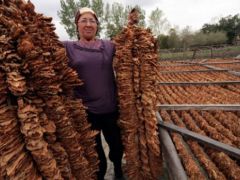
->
xmin=113 ymin=14 xmax=162 ymax=179
xmin=6 ymin=71 xmax=27 ymax=96
xmin=17 ymin=36 xmax=34 ymax=56
xmin=1 ymin=0 xmax=98 ymax=179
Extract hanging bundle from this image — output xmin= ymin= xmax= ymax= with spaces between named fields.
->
xmin=113 ymin=8 xmax=163 ymax=180
xmin=0 ymin=0 xmax=98 ymax=179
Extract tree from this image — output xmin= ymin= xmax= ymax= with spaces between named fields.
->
xmin=192 ymin=31 xmax=227 ymax=46
xmin=80 ymin=0 xmax=90 ymax=7
xmin=92 ymin=0 xmax=103 ymax=20
xmin=180 ymin=26 xmax=193 ymax=50
xmin=207 ymin=31 xmax=227 ymax=45
xmin=148 ymin=7 xmax=169 ymax=37
xmin=58 ymin=0 xmax=80 ymax=39
xmin=104 ymin=2 xmax=126 ymax=39
xmin=201 ymin=14 xmax=240 ymax=44
xmin=58 ymin=0 xmax=104 ymax=39
xmin=191 ymin=31 xmax=207 ymax=46
xmin=58 ymin=1 xmax=147 ymax=39
xmin=201 ymin=23 xmax=218 ymax=33
xmin=90 ymin=0 xmax=104 ymax=37
xmin=157 ymin=34 xmax=169 ymax=49
xmin=168 ymin=28 xmax=180 ymax=49
xmin=218 ymin=14 xmax=240 ymax=44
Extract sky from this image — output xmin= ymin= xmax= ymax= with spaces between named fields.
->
xmin=30 ymin=0 xmax=240 ymax=40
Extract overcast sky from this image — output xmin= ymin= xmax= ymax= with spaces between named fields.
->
xmin=30 ymin=0 xmax=240 ymax=40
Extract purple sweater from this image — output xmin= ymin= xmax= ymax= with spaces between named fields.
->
xmin=64 ymin=40 xmax=118 ymax=114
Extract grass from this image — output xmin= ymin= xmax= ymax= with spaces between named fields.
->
xmin=159 ymin=45 xmax=240 ymax=60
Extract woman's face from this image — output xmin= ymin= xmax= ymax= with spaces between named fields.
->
xmin=77 ymin=13 xmax=98 ymax=41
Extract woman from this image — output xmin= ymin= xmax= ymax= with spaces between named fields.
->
xmin=63 ymin=7 xmax=124 ymax=180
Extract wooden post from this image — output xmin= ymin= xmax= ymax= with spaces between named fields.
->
xmin=210 ymin=47 xmax=213 ymax=58
xmin=192 ymin=49 xmax=197 ymax=60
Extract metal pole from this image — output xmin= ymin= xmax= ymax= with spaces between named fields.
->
xmin=157 ymin=112 xmax=188 ymax=180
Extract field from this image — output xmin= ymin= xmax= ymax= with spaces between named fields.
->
xmin=157 ymin=58 xmax=240 ymax=179
xmin=159 ymin=45 xmax=240 ymax=60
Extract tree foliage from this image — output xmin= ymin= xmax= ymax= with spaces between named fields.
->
xmin=180 ymin=26 xmax=193 ymax=50
xmin=80 ymin=0 xmax=90 ymax=7
xmin=58 ymin=0 xmax=79 ymax=39
xmin=91 ymin=0 xmax=104 ymax=36
xmin=157 ymin=35 xmax=169 ymax=49
xmin=58 ymin=0 xmax=104 ymax=39
xmin=168 ymin=28 xmax=180 ymax=49
xmin=148 ymin=7 xmax=169 ymax=36
xmin=58 ymin=0 xmax=146 ymax=39
xmin=92 ymin=0 xmax=103 ymax=20
xmin=201 ymin=14 xmax=240 ymax=44
xmin=104 ymin=4 xmax=146 ymax=39
xmin=58 ymin=1 xmax=237 ymax=50
xmin=191 ymin=31 xmax=227 ymax=46
xmin=157 ymin=27 xmax=227 ymax=49
xmin=104 ymin=2 xmax=126 ymax=39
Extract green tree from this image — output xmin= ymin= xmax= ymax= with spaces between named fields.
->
xmin=104 ymin=4 xmax=146 ymax=39
xmin=207 ymin=31 xmax=227 ymax=45
xmin=58 ymin=0 xmax=79 ymax=39
xmin=92 ymin=0 xmax=103 ymax=19
xmin=180 ymin=26 xmax=193 ymax=50
xmin=58 ymin=0 xmax=104 ymax=39
xmin=201 ymin=23 xmax=218 ymax=33
xmin=191 ymin=31 xmax=207 ymax=46
xmin=91 ymin=0 xmax=104 ymax=37
xmin=58 ymin=1 xmax=147 ymax=39
xmin=192 ymin=31 xmax=227 ymax=46
xmin=218 ymin=14 xmax=240 ymax=44
xmin=104 ymin=2 xmax=126 ymax=39
xmin=201 ymin=14 xmax=240 ymax=44
xmin=103 ymin=3 xmax=110 ymax=22
xmin=80 ymin=0 xmax=90 ymax=7
xmin=148 ymin=7 xmax=169 ymax=36
xmin=168 ymin=28 xmax=180 ymax=49
xmin=157 ymin=34 xmax=169 ymax=49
